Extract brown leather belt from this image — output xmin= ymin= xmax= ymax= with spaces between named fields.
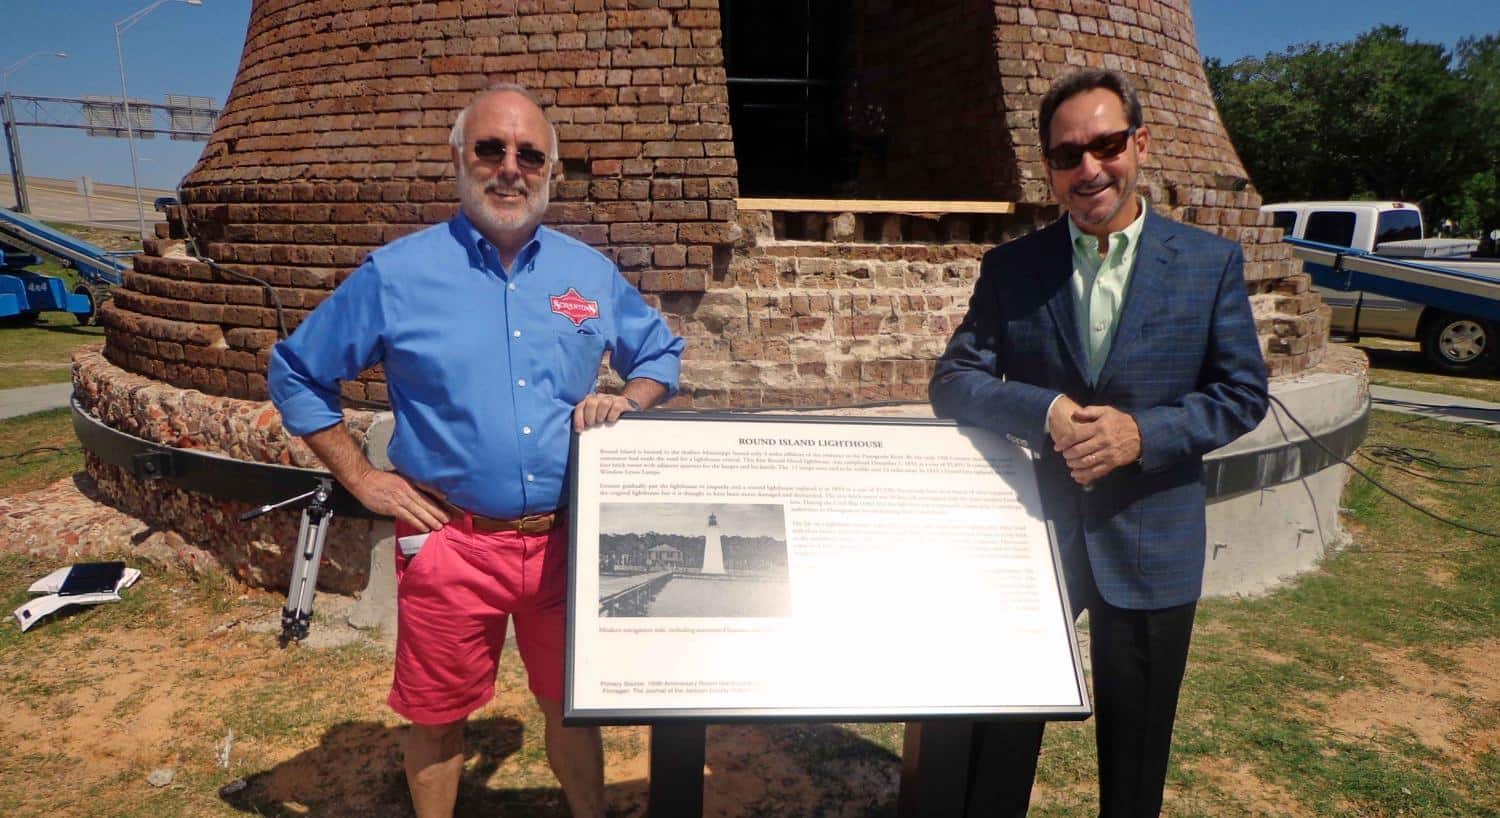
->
xmin=442 ymin=501 xmax=562 ymax=535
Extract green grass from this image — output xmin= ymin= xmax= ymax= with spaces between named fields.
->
xmin=0 ymin=407 xmax=82 ymax=493
xmin=1027 ymin=410 xmax=1500 ymax=817
xmin=0 ymin=315 xmax=102 ymax=388
xmin=1345 ymin=338 xmax=1500 ymax=403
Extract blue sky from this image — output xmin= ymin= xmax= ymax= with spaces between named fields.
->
xmin=1 ymin=1 xmax=1494 ymax=192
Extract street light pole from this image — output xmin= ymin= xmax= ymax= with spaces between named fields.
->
xmin=0 ymin=51 xmax=68 ymax=94
xmin=114 ymin=0 xmax=203 ymax=239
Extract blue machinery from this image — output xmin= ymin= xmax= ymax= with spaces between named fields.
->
xmin=0 ymin=207 xmax=127 ymax=323
xmin=1286 ymin=236 xmax=1500 ymax=323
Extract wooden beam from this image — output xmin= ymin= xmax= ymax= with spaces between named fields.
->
xmin=736 ymin=197 xmax=1019 ymax=215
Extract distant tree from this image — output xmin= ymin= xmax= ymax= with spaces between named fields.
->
xmin=1207 ymin=26 xmax=1497 ymax=234
xmin=1442 ymin=34 xmax=1500 ymax=234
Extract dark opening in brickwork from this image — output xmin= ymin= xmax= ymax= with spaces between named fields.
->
xmin=723 ymin=0 xmax=1011 ymax=201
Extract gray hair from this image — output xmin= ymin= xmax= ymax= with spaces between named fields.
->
xmin=448 ymin=83 xmax=560 ymax=163
xmin=1038 ymin=68 xmax=1144 ymax=152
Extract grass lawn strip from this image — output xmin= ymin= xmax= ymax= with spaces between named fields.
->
xmin=0 ymin=323 xmax=103 ymax=389
xmin=1346 ymin=338 xmax=1500 ymax=404
xmin=0 ymin=408 xmax=83 ymax=494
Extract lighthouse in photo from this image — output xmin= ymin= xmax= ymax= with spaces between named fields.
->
xmin=701 ymin=512 xmax=726 ymax=575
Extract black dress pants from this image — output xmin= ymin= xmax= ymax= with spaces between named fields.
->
xmin=965 ymin=597 xmax=1198 ymax=818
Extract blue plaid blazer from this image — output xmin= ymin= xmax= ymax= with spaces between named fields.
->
xmin=930 ymin=211 xmax=1268 ymax=610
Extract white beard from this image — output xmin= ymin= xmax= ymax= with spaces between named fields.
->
xmin=457 ymin=162 xmax=549 ymax=241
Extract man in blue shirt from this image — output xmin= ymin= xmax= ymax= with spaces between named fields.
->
xmin=269 ymin=84 xmax=683 ymax=818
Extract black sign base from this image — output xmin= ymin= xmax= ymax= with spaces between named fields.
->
xmin=897 ymin=721 xmax=977 ymax=817
xmin=648 ymin=722 xmax=706 ymax=817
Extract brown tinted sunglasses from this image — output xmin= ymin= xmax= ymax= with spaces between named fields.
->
xmin=473 ymin=138 xmax=549 ymax=171
xmin=1044 ymin=126 xmax=1137 ymax=170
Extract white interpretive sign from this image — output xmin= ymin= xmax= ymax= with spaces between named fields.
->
xmin=565 ymin=414 xmax=1090 ymax=723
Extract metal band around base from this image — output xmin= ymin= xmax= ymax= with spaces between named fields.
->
xmin=72 ymin=397 xmax=1369 ymax=515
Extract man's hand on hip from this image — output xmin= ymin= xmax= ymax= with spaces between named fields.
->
xmin=350 ymin=469 xmax=450 ymax=532
xmin=572 ymin=393 xmax=637 ymax=432
xmin=302 ymin=424 xmax=450 ymax=531
xmin=1054 ymin=404 xmax=1142 ymax=486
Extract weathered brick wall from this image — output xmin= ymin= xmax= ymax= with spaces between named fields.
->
xmin=665 ymin=211 xmax=1033 ymax=408
xmin=106 ymin=0 xmax=737 ymax=401
xmin=101 ymin=0 xmax=1325 ymax=413
xmin=81 ymin=0 xmax=1335 ymax=585
xmin=986 ymin=0 xmax=1322 ymax=372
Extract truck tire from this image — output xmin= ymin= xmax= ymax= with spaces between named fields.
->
xmin=1420 ymin=312 xmax=1495 ymax=375
xmin=73 ymin=284 xmax=99 ymax=327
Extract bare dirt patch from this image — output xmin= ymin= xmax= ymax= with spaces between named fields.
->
xmin=1173 ymin=758 xmax=1314 ymax=818
xmin=1 ymin=478 xmax=905 ymax=817
xmin=1314 ymin=640 xmax=1500 ymax=765
xmin=1424 ymin=564 xmax=1458 ymax=588
xmin=3 ymin=465 xmax=1491 ymax=816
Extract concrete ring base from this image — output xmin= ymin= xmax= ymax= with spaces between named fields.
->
xmin=73 ymin=343 xmax=1369 ymax=615
xmin=1202 ymin=352 xmax=1370 ymax=598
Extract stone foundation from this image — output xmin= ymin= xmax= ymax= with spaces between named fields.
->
xmin=72 ymin=346 xmax=377 ymax=593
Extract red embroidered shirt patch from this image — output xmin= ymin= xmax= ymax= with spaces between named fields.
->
xmin=549 ymin=288 xmax=600 ymax=326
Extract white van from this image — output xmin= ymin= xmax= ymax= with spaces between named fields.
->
xmin=1261 ymin=201 xmax=1495 ymax=374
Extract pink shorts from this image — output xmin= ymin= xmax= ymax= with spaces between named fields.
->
xmin=388 ymin=515 xmax=569 ymax=725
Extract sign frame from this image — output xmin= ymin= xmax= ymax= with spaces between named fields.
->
xmin=564 ymin=411 xmax=1091 ymax=725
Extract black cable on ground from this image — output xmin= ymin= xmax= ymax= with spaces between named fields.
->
xmin=1358 ymin=445 xmax=1496 ymax=486
xmin=4 ymin=444 xmax=81 ymax=465
xmin=1357 ymin=452 xmax=1494 ymax=487
xmin=1267 ymin=393 xmax=1500 ymax=553
xmin=1363 ymin=444 xmax=1492 ymax=472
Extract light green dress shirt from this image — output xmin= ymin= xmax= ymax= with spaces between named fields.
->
xmin=1067 ymin=200 xmax=1147 ymax=384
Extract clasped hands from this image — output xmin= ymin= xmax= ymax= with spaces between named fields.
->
xmin=1048 ymin=395 xmax=1142 ymax=486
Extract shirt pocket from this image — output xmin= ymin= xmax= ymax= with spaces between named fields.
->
xmin=552 ymin=331 xmax=608 ymax=405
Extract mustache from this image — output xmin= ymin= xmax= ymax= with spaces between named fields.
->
xmin=1071 ymin=173 xmax=1115 ymax=195
xmin=484 ymin=179 xmax=530 ymax=196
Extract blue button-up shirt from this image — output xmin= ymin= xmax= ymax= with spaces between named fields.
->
xmin=268 ymin=214 xmax=684 ymax=518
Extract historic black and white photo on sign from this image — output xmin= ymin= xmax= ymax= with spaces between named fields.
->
xmin=597 ymin=502 xmax=790 ymax=618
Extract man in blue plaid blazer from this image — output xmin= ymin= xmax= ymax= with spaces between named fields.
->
xmin=929 ymin=69 xmax=1268 ymax=817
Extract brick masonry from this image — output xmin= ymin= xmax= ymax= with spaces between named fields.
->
xmin=85 ymin=0 xmax=1330 ymax=583
xmin=71 ymin=346 xmax=376 ymax=591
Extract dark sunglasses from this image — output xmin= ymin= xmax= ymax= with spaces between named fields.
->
xmin=1044 ymin=126 xmax=1137 ymax=170
xmin=473 ymin=138 xmax=549 ymax=171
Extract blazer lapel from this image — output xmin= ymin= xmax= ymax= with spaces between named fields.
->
xmin=1094 ymin=211 xmax=1177 ymax=393
xmin=1039 ymin=221 xmax=1089 ymax=382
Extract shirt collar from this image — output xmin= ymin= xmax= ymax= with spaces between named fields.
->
xmin=1067 ymin=198 xmax=1148 ymax=261
xmin=453 ymin=211 xmax=546 ymax=275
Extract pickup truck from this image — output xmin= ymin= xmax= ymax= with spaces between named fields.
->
xmin=1261 ymin=201 xmax=1500 ymax=374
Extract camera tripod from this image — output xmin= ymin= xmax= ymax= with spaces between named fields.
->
xmin=240 ymin=477 xmax=335 ymax=643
